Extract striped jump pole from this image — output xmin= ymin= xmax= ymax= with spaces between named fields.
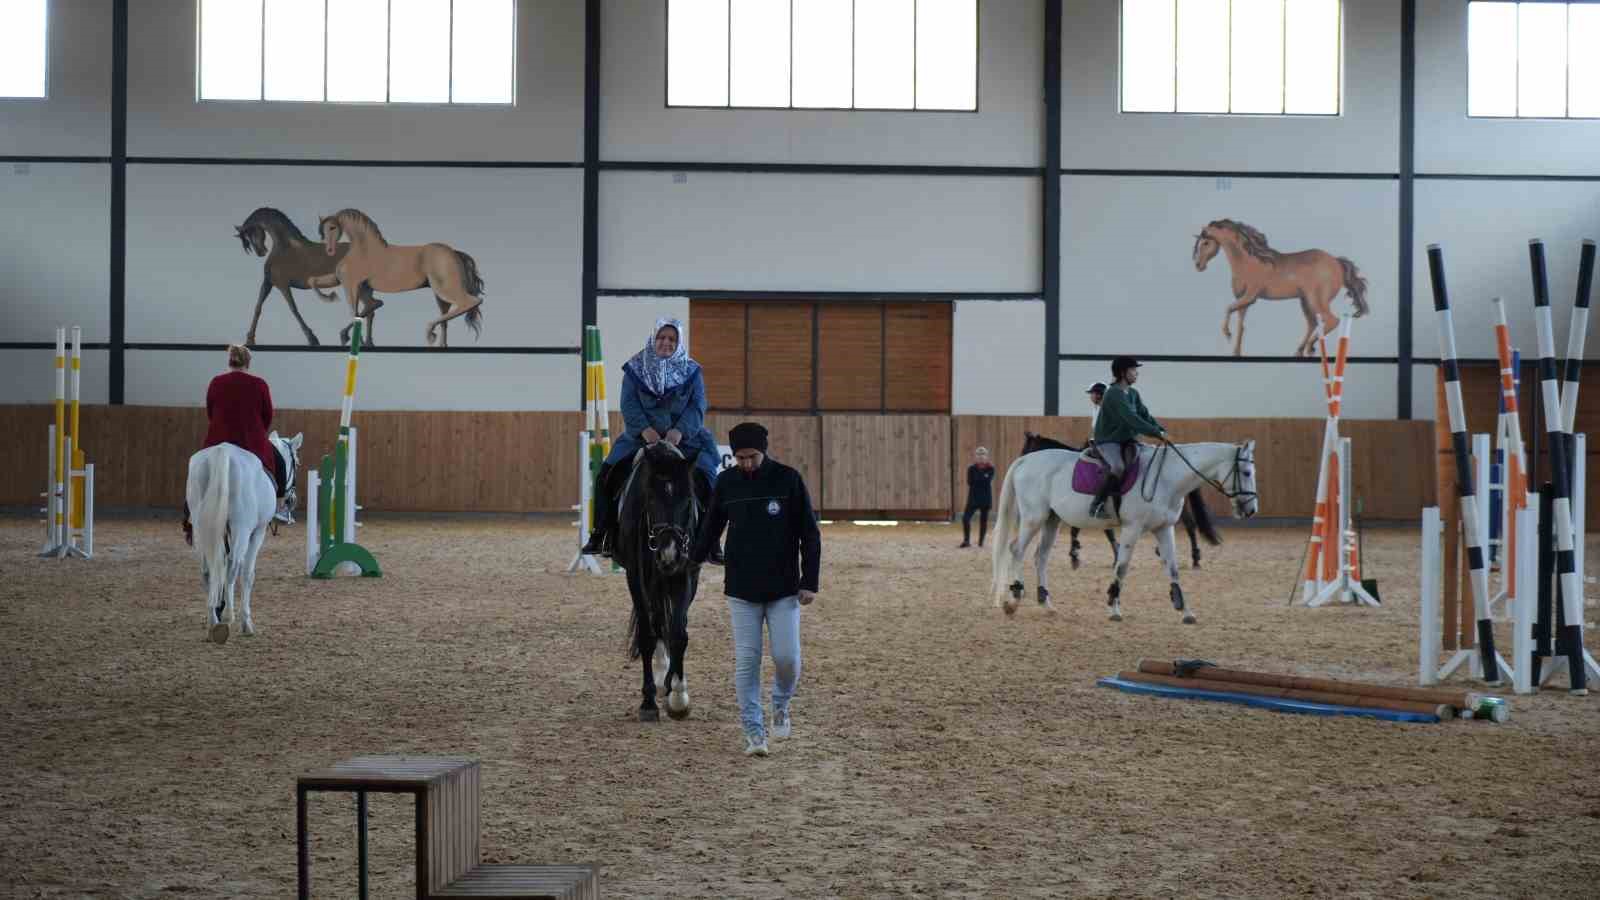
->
xmin=1426 ymin=244 xmax=1502 ymax=685
xmin=1528 ymin=239 xmax=1591 ymax=694
xmin=1489 ymin=300 xmax=1528 ymax=617
xmin=1301 ymin=317 xmax=1352 ymax=604
xmin=569 ymin=326 xmax=608 ymax=575
xmin=308 ymin=318 xmax=380 ymax=579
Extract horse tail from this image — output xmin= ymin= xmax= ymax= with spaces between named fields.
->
xmin=1186 ymin=489 xmax=1222 ymax=547
xmin=1338 ymin=257 xmax=1369 ymax=317
xmin=454 ymin=250 xmax=485 ymax=339
xmin=989 ymin=463 xmax=1022 ymax=605
xmin=196 ymin=448 xmax=233 ymax=616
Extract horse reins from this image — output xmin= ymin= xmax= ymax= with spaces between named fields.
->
xmin=1153 ymin=438 xmax=1257 ymax=504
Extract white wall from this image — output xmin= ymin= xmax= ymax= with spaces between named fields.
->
xmin=953 ymin=301 xmax=1044 ymax=414
xmin=0 ymin=162 xmax=111 ymax=343
xmin=125 ymin=0 xmax=583 ymax=162
xmin=1060 ymin=359 xmax=1401 ymax=420
xmin=601 ymin=0 xmax=1043 ymax=166
xmin=600 ymin=170 xmax=1039 ymax=292
xmin=1061 ymin=0 xmax=1401 ymax=173
xmin=1415 ymin=0 xmax=1600 ymax=176
xmin=0 ymin=0 xmax=111 ymax=157
xmin=1414 ymin=180 xmax=1600 ymax=362
xmin=124 ymin=349 xmax=574 ymax=411
xmin=124 ymin=164 xmax=581 ymax=347
xmin=0 ymin=349 xmax=110 ymax=405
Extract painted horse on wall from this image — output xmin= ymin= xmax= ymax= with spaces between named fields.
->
xmin=316 ymin=208 xmax=485 ymax=348
xmin=613 ymin=442 xmax=704 ymax=722
xmin=233 ymin=207 xmax=381 ymax=347
xmin=1192 ymin=219 xmax=1369 ymax=357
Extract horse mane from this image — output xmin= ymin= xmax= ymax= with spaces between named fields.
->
xmin=333 ymin=208 xmax=386 ymax=243
xmin=1021 ymin=432 xmax=1081 ymax=455
xmin=244 ymin=207 xmax=316 ymax=244
xmin=1206 ymin=219 xmax=1281 ymax=264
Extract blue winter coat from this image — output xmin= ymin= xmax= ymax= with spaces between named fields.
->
xmin=605 ymin=367 xmax=721 ymax=482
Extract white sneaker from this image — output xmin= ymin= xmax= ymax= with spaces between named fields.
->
xmin=743 ymin=734 xmax=769 ymax=757
xmin=771 ymin=707 xmax=792 ymax=739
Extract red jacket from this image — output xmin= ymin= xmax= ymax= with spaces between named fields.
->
xmin=203 ymin=370 xmax=276 ymax=484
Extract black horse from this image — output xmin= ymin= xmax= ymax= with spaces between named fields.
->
xmin=614 ymin=442 xmax=704 ymax=722
xmin=1019 ymin=431 xmax=1206 ymax=571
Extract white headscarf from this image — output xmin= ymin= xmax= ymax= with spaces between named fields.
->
xmin=623 ymin=317 xmax=699 ymax=396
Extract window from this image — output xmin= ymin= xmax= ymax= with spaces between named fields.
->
xmin=691 ymin=300 xmax=952 ymax=414
xmin=1120 ymin=0 xmax=1341 ymax=115
xmin=1469 ymin=1 xmax=1600 ymax=118
xmin=667 ymin=0 xmax=977 ymax=111
xmin=197 ymin=0 xmax=515 ymax=104
xmin=0 ymin=0 xmax=48 ymax=99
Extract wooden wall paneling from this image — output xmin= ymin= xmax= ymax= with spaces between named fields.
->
xmin=746 ymin=303 xmax=813 ymax=411
xmin=690 ymin=300 xmax=748 ymax=410
xmin=821 ymin=415 xmax=950 ymax=514
xmin=883 ymin=303 xmax=952 ymax=412
xmin=816 ymin=305 xmax=884 ymax=411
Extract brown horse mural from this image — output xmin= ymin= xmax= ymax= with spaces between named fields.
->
xmin=233 ymin=207 xmax=380 ymax=347
xmin=316 ymin=208 xmax=485 ymax=348
xmin=1191 ymin=219 xmax=1369 ymax=357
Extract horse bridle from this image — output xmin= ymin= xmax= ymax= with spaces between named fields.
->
xmin=1157 ymin=439 xmax=1258 ymax=506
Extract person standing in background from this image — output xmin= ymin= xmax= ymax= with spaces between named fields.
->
xmin=959 ymin=446 xmax=995 ymax=548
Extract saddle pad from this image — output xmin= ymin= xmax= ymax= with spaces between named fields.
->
xmin=1071 ymin=455 xmax=1141 ymax=495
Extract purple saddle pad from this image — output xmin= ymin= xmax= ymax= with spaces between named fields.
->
xmin=1071 ymin=454 xmax=1141 ymax=495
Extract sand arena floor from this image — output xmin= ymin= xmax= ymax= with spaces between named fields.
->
xmin=2 ymin=514 xmax=1598 ymax=899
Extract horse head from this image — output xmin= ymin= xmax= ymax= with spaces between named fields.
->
xmin=1192 ymin=226 xmax=1221 ymax=272
xmin=268 ymin=430 xmax=303 ymax=516
xmin=1230 ymin=440 xmax=1258 ymax=520
xmin=317 ymin=214 xmax=343 ymax=257
xmin=235 ymin=223 xmax=268 ymax=256
xmin=632 ymin=442 xmax=702 ymax=577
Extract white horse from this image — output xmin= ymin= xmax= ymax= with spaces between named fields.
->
xmin=990 ymin=440 xmax=1257 ymax=623
xmin=186 ymin=431 xmax=301 ymax=644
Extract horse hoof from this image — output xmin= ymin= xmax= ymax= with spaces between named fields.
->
xmin=209 ymin=623 xmax=229 ymax=645
xmin=639 ymin=707 xmax=660 ymax=722
xmin=1109 ymin=612 xmax=1123 ymax=622
xmin=240 ymin=626 xmax=255 ymax=638
xmin=1182 ymin=614 xmax=1197 ymax=625
xmin=1001 ymin=600 xmax=1018 ymax=617
xmin=667 ymin=699 xmax=690 ymax=720
xmin=1069 ymin=557 xmax=1080 ymax=571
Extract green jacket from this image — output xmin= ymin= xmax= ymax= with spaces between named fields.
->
xmin=1093 ymin=383 xmax=1163 ymax=444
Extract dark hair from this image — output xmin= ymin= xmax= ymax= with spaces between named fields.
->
xmin=1111 ymin=356 xmax=1141 ymax=380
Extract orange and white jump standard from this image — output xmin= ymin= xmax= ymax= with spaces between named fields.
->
xmin=40 ymin=325 xmax=94 ymax=560
xmin=1300 ymin=316 xmax=1376 ymax=608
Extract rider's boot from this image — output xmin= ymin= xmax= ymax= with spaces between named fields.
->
xmin=1089 ymin=469 xmax=1119 ymax=520
xmin=581 ymin=463 xmax=615 ymax=557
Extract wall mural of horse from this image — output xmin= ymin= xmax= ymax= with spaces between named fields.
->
xmin=233 ymin=207 xmax=381 ymax=347
xmin=317 ymin=208 xmax=485 ymax=348
xmin=613 ymin=442 xmax=704 ymax=722
xmin=1192 ymin=219 xmax=1369 ymax=357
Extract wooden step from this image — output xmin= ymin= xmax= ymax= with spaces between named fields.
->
xmin=432 ymin=863 xmax=599 ymax=900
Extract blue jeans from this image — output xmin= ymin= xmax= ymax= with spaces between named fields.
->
xmin=727 ymin=595 xmax=801 ymax=740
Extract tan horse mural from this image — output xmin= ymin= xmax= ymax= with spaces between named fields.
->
xmin=315 ymin=208 xmax=485 ymax=348
xmin=1192 ymin=219 xmax=1369 ymax=357
xmin=233 ymin=207 xmax=382 ymax=347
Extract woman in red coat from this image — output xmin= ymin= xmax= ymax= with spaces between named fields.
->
xmin=184 ymin=345 xmax=287 ymax=541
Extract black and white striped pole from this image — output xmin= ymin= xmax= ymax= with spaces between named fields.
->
xmin=1527 ymin=239 xmax=1588 ymax=695
xmin=1426 ymin=244 xmax=1502 ymax=685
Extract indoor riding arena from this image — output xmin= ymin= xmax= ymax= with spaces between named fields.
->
xmin=3 ymin=2 xmax=1599 ymax=898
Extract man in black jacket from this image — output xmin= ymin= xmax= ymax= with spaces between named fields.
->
xmin=691 ymin=422 xmax=822 ymax=757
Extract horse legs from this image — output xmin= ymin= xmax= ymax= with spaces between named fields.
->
xmin=356 ymin=289 xmax=382 ymax=348
xmin=1183 ymin=509 xmax=1201 ymax=568
xmin=1156 ymin=525 xmax=1195 ymax=624
xmin=246 ymin=277 xmax=273 ymax=347
xmin=1034 ymin=516 xmax=1060 ymax=613
xmin=236 ymin=523 xmax=269 ymax=636
xmin=628 ymin=571 xmax=660 ymax=722
xmin=1002 ymin=513 xmax=1045 ymax=616
xmin=433 ymin=295 xmax=451 ymax=348
xmin=1068 ymin=527 xmax=1081 ymax=570
xmin=1105 ymin=525 xmax=1147 ymax=622
xmin=665 ymin=580 xmax=693 ymax=720
xmin=1104 ymin=529 xmax=1117 ymax=569
xmin=276 ymin=284 xmax=322 ymax=347
xmin=424 ymin=280 xmax=482 ymax=347
xmin=1220 ymin=290 xmax=1259 ymax=356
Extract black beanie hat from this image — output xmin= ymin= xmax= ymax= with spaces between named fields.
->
xmin=729 ymin=422 xmax=768 ymax=453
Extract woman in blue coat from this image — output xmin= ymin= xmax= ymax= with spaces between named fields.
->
xmin=583 ymin=317 xmax=722 ymax=558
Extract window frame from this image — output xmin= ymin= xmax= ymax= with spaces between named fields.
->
xmin=1116 ymin=0 xmax=1345 ymax=118
xmin=0 ymin=0 xmax=50 ymax=101
xmin=1466 ymin=0 xmax=1600 ymax=121
xmin=195 ymin=0 xmax=518 ymax=107
xmin=664 ymin=0 xmax=981 ymax=114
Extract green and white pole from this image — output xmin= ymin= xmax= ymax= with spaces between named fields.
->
xmin=309 ymin=319 xmax=381 ymax=579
